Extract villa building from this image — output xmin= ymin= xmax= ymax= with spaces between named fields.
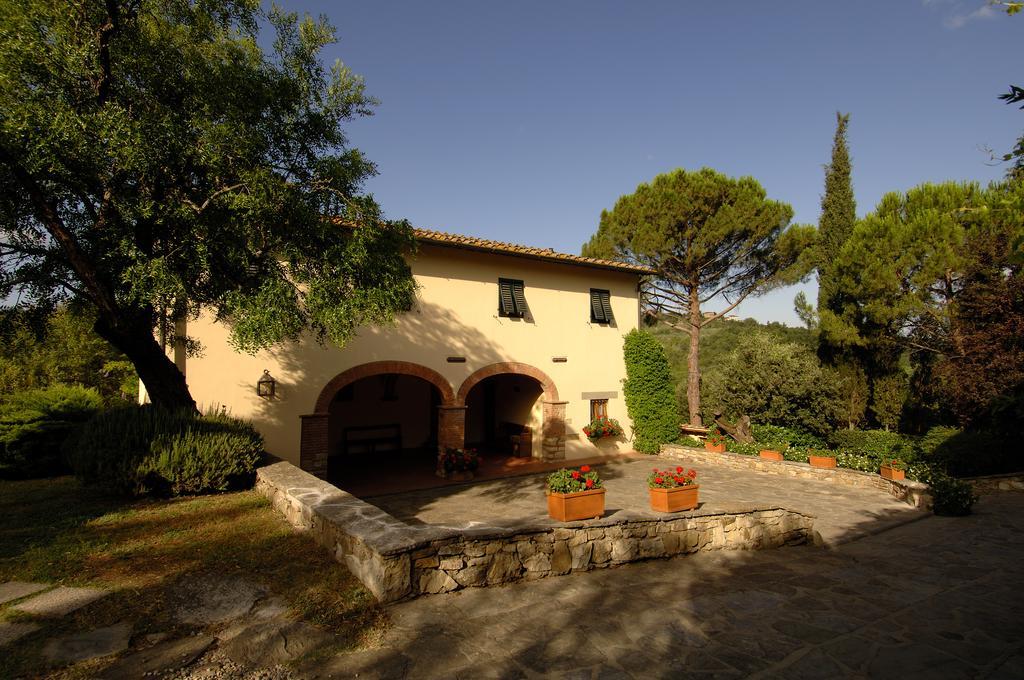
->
xmin=161 ymin=229 xmax=651 ymax=483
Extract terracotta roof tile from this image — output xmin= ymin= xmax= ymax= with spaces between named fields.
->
xmin=412 ymin=228 xmax=654 ymax=275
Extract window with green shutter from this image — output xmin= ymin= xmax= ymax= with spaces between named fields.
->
xmin=498 ymin=278 xmax=527 ymax=317
xmin=590 ymin=288 xmax=613 ymax=324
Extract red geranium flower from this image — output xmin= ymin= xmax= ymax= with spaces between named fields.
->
xmin=676 ymin=466 xmax=683 ymax=473
xmin=580 ymin=465 xmax=591 ymax=473
xmin=571 ymin=470 xmax=581 ymax=479
xmin=585 ymin=478 xmax=595 ymax=489
xmin=654 ymin=476 xmax=664 ymax=484
xmin=688 ymin=469 xmax=697 ymax=479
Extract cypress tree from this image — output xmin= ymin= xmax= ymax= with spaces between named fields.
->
xmin=817 ymin=112 xmax=856 ymax=365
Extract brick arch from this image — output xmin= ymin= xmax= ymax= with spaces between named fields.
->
xmin=456 ymin=362 xmax=559 ymax=406
xmin=313 ymin=361 xmax=456 ymax=414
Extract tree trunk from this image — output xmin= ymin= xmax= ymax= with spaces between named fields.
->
xmin=94 ymin=312 xmax=198 ymax=413
xmin=687 ymin=288 xmax=702 ymax=426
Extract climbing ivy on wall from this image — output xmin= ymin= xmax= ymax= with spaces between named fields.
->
xmin=623 ymin=330 xmax=680 ymax=453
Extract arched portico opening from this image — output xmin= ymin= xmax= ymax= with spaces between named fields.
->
xmin=457 ymin=363 xmax=566 ymax=462
xmin=299 ymin=362 xmax=456 ymax=487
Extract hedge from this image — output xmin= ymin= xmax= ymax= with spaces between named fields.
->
xmin=67 ymin=406 xmax=264 ymax=496
xmin=623 ymin=330 xmax=679 ymax=454
xmin=0 ymin=385 xmax=103 ymax=478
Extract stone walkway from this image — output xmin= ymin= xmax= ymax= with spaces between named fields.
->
xmin=308 ymin=493 xmax=1024 ymax=679
xmin=370 ymin=455 xmax=927 ymax=545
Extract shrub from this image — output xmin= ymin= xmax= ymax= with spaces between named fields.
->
xmin=701 ymin=331 xmax=843 ymax=436
xmin=827 ymin=429 xmax=915 ymax=459
xmin=834 ymin=451 xmax=880 ymax=473
xmin=67 ymin=406 xmax=263 ymax=496
xmin=929 ymin=473 xmax=979 ymax=516
xmin=921 ymin=428 xmax=1016 ymax=477
xmin=623 ymin=330 xmax=679 ymax=453
xmin=725 ymin=440 xmax=760 ymax=456
xmin=751 ymin=424 xmax=825 ymax=449
xmin=0 ymin=385 xmax=103 ymax=478
xmin=678 ymin=435 xmax=703 ymax=447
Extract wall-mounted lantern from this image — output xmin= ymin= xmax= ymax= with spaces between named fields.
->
xmin=256 ymin=370 xmax=277 ymax=399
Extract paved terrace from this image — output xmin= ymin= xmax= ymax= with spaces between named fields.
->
xmin=367 ymin=454 xmax=928 ymax=546
xmin=314 ymin=493 xmax=1024 ymax=679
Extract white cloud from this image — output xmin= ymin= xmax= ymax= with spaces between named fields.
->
xmin=945 ymin=4 xmax=997 ymax=29
xmin=922 ymin=0 xmax=1000 ymax=29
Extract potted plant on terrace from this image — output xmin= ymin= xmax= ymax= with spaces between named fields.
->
xmin=546 ymin=465 xmax=605 ymax=522
xmin=704 ymin=425 xmax=727 ymax=453
xmin=582 ymin=417 xmax=624 ymax=443
xmin=807 ymin=448 xmax=837 ymax=469
xmin=442 ymin=447 xmax=479 ymax=481
xmin=879 ymin=459 xmax=906 ymax=480
xmin=648 ymin=466 xmax=700 ymax=512
xmin=759 ymin=443 xmax=785 ymax=462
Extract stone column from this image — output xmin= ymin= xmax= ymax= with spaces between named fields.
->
xmin=542 ymin=400 xmax=568 ymax=461
xmin=299 ymin=413 xmax=329 ymax=478
xmin=436 ymin=405 xmax=467 ymax=476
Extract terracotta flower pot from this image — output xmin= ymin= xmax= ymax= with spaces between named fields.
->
xmin=705 ymin=442 xmax=726 ymax=453
xmin=759 ymin=449 xmax=783 ymax=461
xmin=880 ymin=465 xmax=905 ymax=481
xmin=808 ymin=455 xmax=837 ymax=469
xmin=547 ymin=488 xmax=606 ymax=522
xmin=649 ymin=485 xmax=700 ymax=512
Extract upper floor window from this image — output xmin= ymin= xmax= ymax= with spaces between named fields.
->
xmin=498 ymin=278 xmax=528 ymax=317
xmin=590 ymin=289 xmax=613 ymax=324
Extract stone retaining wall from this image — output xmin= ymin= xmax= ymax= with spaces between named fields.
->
xmin=964 ymin=473 xmax=1024 ymax=494
xmin=661 ymin=445 xmax=932 ymax=510
xmin=256 ymin=461 xmax=816 ymax=603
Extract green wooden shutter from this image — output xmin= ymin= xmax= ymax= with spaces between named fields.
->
xmin=498 ymin=279 xmax=515 ymax=316
xmin=600 ymin=290 xmax=613 ymax=322
xmin=591 ymin=289 xmax=612 ymax=323
xmin=511 ymin=280 xmax=527 ymax=317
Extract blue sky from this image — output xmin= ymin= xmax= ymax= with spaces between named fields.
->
xmin=278 ymin=0 xmax=1021 ymax=325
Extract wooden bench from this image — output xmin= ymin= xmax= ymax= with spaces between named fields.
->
xmin=342 ymin=424 xmax=402 ymax=457
xmin=679 ymin=423 xmax=709 ymax=437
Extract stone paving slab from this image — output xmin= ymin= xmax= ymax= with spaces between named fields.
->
xmin=43 ymin=622 xmax=132 ymax=664
xmin=0 ymin=581 xmax=49 ymax=605
xmin=11 ymin=586 xmax=108 ymax=617
xmin=369 ymin=456 xmax=927 ymax=545
xmin=318 ymin=493 xmax=1024 ymax=679
xmin=0 ymin=621 xmax=41 ymax=647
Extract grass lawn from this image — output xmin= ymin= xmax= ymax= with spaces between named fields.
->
xmin=0 ymin=476 xmax=387 ymax=678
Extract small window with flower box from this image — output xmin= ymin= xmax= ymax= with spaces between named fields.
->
xmin=590 ymin=399 xmax=608 ymax=421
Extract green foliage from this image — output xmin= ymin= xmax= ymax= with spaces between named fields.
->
xmin=922 ymin=429 xmax=1018 ymax=478
xmin=702 ymin=332 xmax=843 ymax=437
xmin=817 ymin=112 xmax=857 ymax=350
xmin=751 ymin=424 xmax=825 ymax=448
xmin=0 ymin=386 xmax=103 ymax=478
xmin=0 ymin=1 xmax=415 ymax=409
xmin=725 ymin=440 xmax=760 ymax=456
xmin=678 ymin=435 xmax=703 ymax=447
xmin=622 ymin=330 xmax=679 ymax=453
xmin=917 ymin=426 xmax=962 ymax=456
xmin=828 ymin=429 xmax=915 ymax=460
xmin=68 ymin=406 xmax=263 ymax=496
xmin=0 ymin=307 xmax=138 ymax=402
xmin=584 ymin=167 xmax=815 ymax=422
xmin=929 ymin=474 xmax=979 ymax=516
xmin=871 ymin=372 xmax=909 ymax=431
xmin=649 ymin=318 xmax=816 ymax=422
xmin=547 ymin=466 xmax=602 ymax=493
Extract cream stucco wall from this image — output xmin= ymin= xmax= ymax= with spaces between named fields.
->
xmin=176 ymin=243 xmax=641 ymax=466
